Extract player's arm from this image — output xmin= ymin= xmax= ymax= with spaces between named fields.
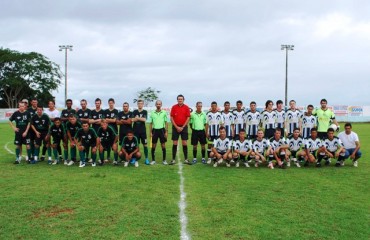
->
xmin=205 ymin=122 xmax=209 ymax=138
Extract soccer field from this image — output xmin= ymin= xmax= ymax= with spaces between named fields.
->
xmin=0 ymin=123 xmax=369 ymax=239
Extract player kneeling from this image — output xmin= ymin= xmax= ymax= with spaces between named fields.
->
xmin=97 ymin=119 xmax=119 ymax=166
xmin=46 ymin=118 xmax=66 ymax=165
xmin=251 ymin=130 xmax=271 ymax=168
xmin=268 ymin=128 xmax=289 ymax=169
xmin=232 ymin=129 xmax=253 ymax=168
xmin=323 ymin=128 xmax=346 ymax=167
xmin=118 ymin=130 xmax=141 ymax=167
xmin=209 ymin=127 xmax=232 ymax=167
xmin=75 ymin=122 xmax=99 ymax=167
xmin=287 ymin=128 xmax=306 ymax=167
xmin=304 ymin=128 xmax=325 ymax=167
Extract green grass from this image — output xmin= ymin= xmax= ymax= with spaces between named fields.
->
xmin=0 ymin=123 xmax=369 ymax=239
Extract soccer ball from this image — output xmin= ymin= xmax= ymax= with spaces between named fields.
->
xmin=329 ymin=124 xmax=338 ymax=131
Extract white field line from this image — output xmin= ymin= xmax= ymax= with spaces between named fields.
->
xmin=177 ymin=144 xmax=190 ymax=240
xmin=4 ymin=142 xmax=15 ymax=155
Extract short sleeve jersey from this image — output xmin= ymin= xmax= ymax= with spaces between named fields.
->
xmin=61 ymin=108 xmax=77 ymax=123
xmin=221 ymin=111 xmax=234 ymax=137
xmin=232 ymin=109 xmax=246 ymax=134
xmin=117 ymin=111 xmax=133 ymax=135
xmin=190 ymin=111 xmax=206 ymax=131
xmin=132 ymin=109 xmax=148 ymax=133
xmin=274 ymin=109 xmax=285 ymax=129
xmin=269 ymin=137 xmax=288 ymax=151
xmin=121 ymin=136 xmax=139 ymax=153
xmin=97 ymin=126 xmax=117 ymax=144
xmin=304 ymin=137 xmax=323 ymax=152
xmin=104 ymin=108 xmax=119 ymax=132
xmin=77 ymin=108 xmax=91 ymax=123
xmin=9 ymin=110 xmax=31 ymax=131
xmin=206 ymin=111 xmax=223 ymax=136
xmin=285 ymin=109 xmax=302 ymax=134
xmin=213 ymin=137 xmax=231 ymax=152
xmin=301 ymin=114 xmax=317 ymax=138
xmin=27 ymin=107 xmax=37 ymax=119
xmin=48 ymin=124 xmax=65 ymax=140
xmin=75 ymin=128 xmax=98 ymax=145
xmin=90 ymin=109 xmax=104 ymax=131
xmin=252 ymin=138 xmax=270 ymax=154
xmin=66 ymin=121 xmax=82 ymax=138
xmin=313 ymin=108 xmax=336 ymax=132
xmin=261 ymin=110 xmax=276 ymax=130
xmin=323 ymin=137 xmax=343 ymax=152
xmin=233 ymin=139 xmax=253 ymax=152
xmin=288 ymin=136 xmax=304 ymax=152
xmin=245 ymin=110 xmax=261 ymax=137
xmin=149 ymin=110 xmax=168 ymax=129
xmin=31 ymin=114 xmax=51 ymax=132
xmin=170 ymin=104 xmax=191 ymax=126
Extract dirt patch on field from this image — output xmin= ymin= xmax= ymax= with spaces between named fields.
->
xmin=33 ymin=207 xmax=74 ymax=218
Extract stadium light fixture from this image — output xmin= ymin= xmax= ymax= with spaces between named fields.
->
xmin=281 ymin=44 xmax=294 ymax=108
xmin=58 ymin=45 xmax=73 ymax=106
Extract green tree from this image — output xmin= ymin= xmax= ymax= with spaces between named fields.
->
xmin=133 ymin=87 xmax=161 ymax=107
xmin=0 ymin=48 xmax=62 ymax=108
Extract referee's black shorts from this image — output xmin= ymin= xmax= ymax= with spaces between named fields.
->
xmin=191 ymin=129 xmax=207 ymax=145
xmin=152 ymin=128 xmax=167 ymax=144
xmin=171 ymin=125 xmax=188 ymax=141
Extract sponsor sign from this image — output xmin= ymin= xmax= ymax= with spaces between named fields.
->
xmin=348 ymin=106 xmax=363 ymax=116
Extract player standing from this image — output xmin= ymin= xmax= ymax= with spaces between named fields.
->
xmin=261 ymin=100 xmax=276 ymax=139
xmin=60 ymin=99 xmax=76 ymax=163
xmin=77 ymin=99 xmax=91 ymax=124
xmin=65 ymin=114 xmax=82 ymax=166
xmin=190 ymin=101 xmax=207 ymax=164
xmin=313 ymin=99 xmax=339 ymax=139
xmin=149 ymin=100 xmax=168 ymax=165
xmin=8 ymin=102 xmax=32 ymax=164
xmin=221 ymin=101 xmax=234 ymax=140
xmin=285 ymin=100 xmax=302 ymax=137
xmin=301 ymin=104 xmax=317 ymax=139
xmin=132 ymin=99 xmax=149 ymax=164
xmin=206 ymin=101 xmax=223 ymax=164
xmin=89 ymin=98 xmax=104 ymax=133
xmin=274 ymin=100 xmax=285 ymax=137
xmin=245 ymin=101 xmax=261 ymax=140
xmin=170 ymin=94 xmax=191 ymax=165
xmin=30 ymin=105 xmax=51 ymax=163
xmin=232 ymin=100 xmax=246 ymax=139
xmin=117 ymin=102 xmax=133 ymax=145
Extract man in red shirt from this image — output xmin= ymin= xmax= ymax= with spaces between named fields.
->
xmin=170 ymin=94 xmax=191 ymax=165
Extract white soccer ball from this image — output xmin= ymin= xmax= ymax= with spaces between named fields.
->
xmin=329 ymin=124 xmax=338 ymax=131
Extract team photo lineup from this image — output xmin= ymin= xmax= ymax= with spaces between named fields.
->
xmin=8 ymin=94 xmax=362 ymax=169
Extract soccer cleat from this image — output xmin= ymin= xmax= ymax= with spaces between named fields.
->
xmin=279 ymin=163 xmax=287 ymax=169
xmin=79 ymin=162 xmax=85 ymax=168
xmin=207 ymin=158 xmax=212 ymax=164
xmin=88 ymin=158 xmax=93 ymax=163
xmin=335 ymin=162 xmax=341 ymax=167
xmin=135 ymin=161 xmax=139 ymax=167
xmin=169 ymin=160 xmax=176 ymax=165
xmin=67 ymin=161 xmax=75 ymax=166
xmin=14 ymin=160 xmax=20 ymax=164
xmin=286 ymin=161 xmax=291 ymax=167
xmin=226 ymin=162 xmax=230 ymax=168
xmin=104 ymin=159 xmax=109 ymax=163
xmin=353 ymin=161 xmax=358 ymax=167
xmin=145 ymin=159 xmax=150 ymax=165
xmin=295 ymin=162 xmax=301 ymax=168
xmin=230 ymin=159 xmax=235 ymax=164
xmin=40 ymin=156 xmax=45 ymax=162
xmin=31 ymin=160 xmax=37 ymax=164
xmin=124 ymin=161 xmax=129 ymax=167
xmin=316 ymin=162 xmax=322 ymax=167
xmin=150 ymin=161 xmax=156 ymax=165
xmin=201 ymin=158 xmax=206 ymax=164
xmin=184 ymin=159 xmax=192 ymax=165
xmin=130 ymin=159 xmax=136 ymax=164
xmin=235 ymin=161 xmax=239 ymax=168
xmin=268 ymin=162 xmax=274 ymax=169
xmin=213 ymin=162 xmax=218 ymax=167
xmin=340 ymin=161 xmax=345 ymax=166
xmin=92 ymin=162 xmax=96 ymax=167
xmin=64 ymin=160 xmax=68 ymax=165
xmin=254 ymin=162 xmax=259 ymax=168
xmin=47 ymin=160 xmax=52 ymax=165
xmin=217 ymin=159 xmax=223 ymax=164
xmin=244 ymin=162 xmax=250 ymax=168
xmin=162 ymin=160 xmax=168 ymax=165
xmin=52 ymin=160 xmax=58 ymax=165
xmin=192 ymin=158 xmax=197 ymax=164
xmin=325 ymin=160 xmax=331 ymax=166
xmin=113 ymin=161 xmax=118 ymax=166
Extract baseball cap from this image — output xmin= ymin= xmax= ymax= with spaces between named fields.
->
xmin=22 ymin=99 xmax=29 ymax=104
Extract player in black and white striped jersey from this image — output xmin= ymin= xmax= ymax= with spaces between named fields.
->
xmin=287 ymin=128 xmax=305 ymax=167
xmin=301 ymin=104 xmax=317 ymax=139
xmin=285 ymin=100 xmax=302 ymax=137
xmin=261 ymin=100 xmax=276 ymax=139
xmin=206 ymin=102 xmax=223 ymax=163
xmin=245 ymin=101 xmax=261 ymax=140
xmin=232 ymin=129 xmax=253 ymax=168
xmin=274 ymin=100 xmax=285 ymax=137
xmin=221 ymin=101 xmax=234 ymax=140
xmin=232 ymin=100 xmax=246 ymax=140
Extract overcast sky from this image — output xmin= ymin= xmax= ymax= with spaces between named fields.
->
xmin=1 ymin=0 xmax=369 ymax=109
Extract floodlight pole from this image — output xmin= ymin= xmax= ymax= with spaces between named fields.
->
xmin=281 ymin=44 xmax=294 ymax=108
xmin=59 ymin=45 xmax=73 ymax=106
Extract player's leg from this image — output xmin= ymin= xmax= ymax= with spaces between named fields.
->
xmin=91 ymin=145 xmax=97 ymax=167
xmin=191 ymin=130 xmax=198 ymax=164
xmin=78 ymin=144 xmax=86 ymax=167
xmin=181 ymin=126 xmax=189 ymax=164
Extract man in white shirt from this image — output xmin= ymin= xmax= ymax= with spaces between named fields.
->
xmin=338 ymin=123 xmax=362 ymax=167
xmin=44 ymin=100 xmax=60 ymax=122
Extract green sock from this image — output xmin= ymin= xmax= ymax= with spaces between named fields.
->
xmin=15 ymin=148 xmax=20 ymax=158
xmin=144 ymin=146 xmax=148 ymax=159
xmin=64 ymin=149 xmax=68 ymax=160
xmin=71 ymin=147 xmax=76 ymax=159
xmin=99 ymin=151 xmax=104 ymax=161
xmin=107 ymin=148 xmax=111 ymax=160
xmin=114 ymin=152 xmax=118 ymax=161
xmin=47 ymin=147 xmax=52 ymax=158
xmin=79 ymin=151 xmax=85 ymax=162
xmin=92 ymin=153 xmax=97 ymax=162
xmin=53 ymin=148 xmax=58 ymax=160
xmin=27 ymin=149 xmax=32 ymax=159
xmin=34 ymin=148 xmax=40 ymax=159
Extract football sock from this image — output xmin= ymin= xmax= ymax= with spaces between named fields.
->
xmin=16 ymin=148 xmax=20 ymax=158
xmin=144 ymin=146 xmax=148 ymax=159
xmin=172 ymin=145 xmax=177 ymax=160
xmin=151 ymin=148 xmax=156 ymax=161
xmin=162 ymin=148 xmax=166 ymax=161
xmin=114 ymin=152 xmax=118 ymax=161
xmin=201 ymin=148 xmax=206 ymax=158
xmin=193 ymin=148 xmax=197 ymax=158
xmin=79 ymin=151 xmax=85 ymax=162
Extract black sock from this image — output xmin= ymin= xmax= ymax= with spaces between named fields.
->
xmin=151 ymin=148 xmax=155 ymax=162
xmin=162 ymin=148 xmax=166 ymax=161
xmin=193 ymin=149 xmax=197 ymax=158
xmin=172 ymin=145 xmax=177 ymax=160
xmin=201 ymin=149 xmax=206 ymax=158
xmin=183 ymin=146 xmax=188 ymax=160
xmin=42 ymin=145 xmax=47 ymax=155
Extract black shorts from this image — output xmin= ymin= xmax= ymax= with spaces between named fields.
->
xmin=152 ymin=129 xmax=167 ymax=144
xmin=52 ymin=138 xmax=62 ymax=146
xmin=208 ymin=135 xmax=218 ymax=142
xmin=34 ymin=131 xmax=48 ymax=146
xmin=29 ymin=131 xmax=36 ymax=141
xmin=83 ymin=143 xmax=96 ymax=150
xmin=264 ymin=128 xmax=275 ymax=139
xmin=291 ymin=151 xmax=298 ymax=158
xmin=318 ymin=132 xmax=327 ymax=139
xmin=172 ymin=125 xmax=188 ymax=141
xmin=134 ymin=131 xmax=147 ymax=145
xmin=101 ymin=141 xmax=114 ymax=151
xmin=14 ymin=131 xmax=30 ymax=145
xmin=191 ymin=130 xmax=207 ymax=145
